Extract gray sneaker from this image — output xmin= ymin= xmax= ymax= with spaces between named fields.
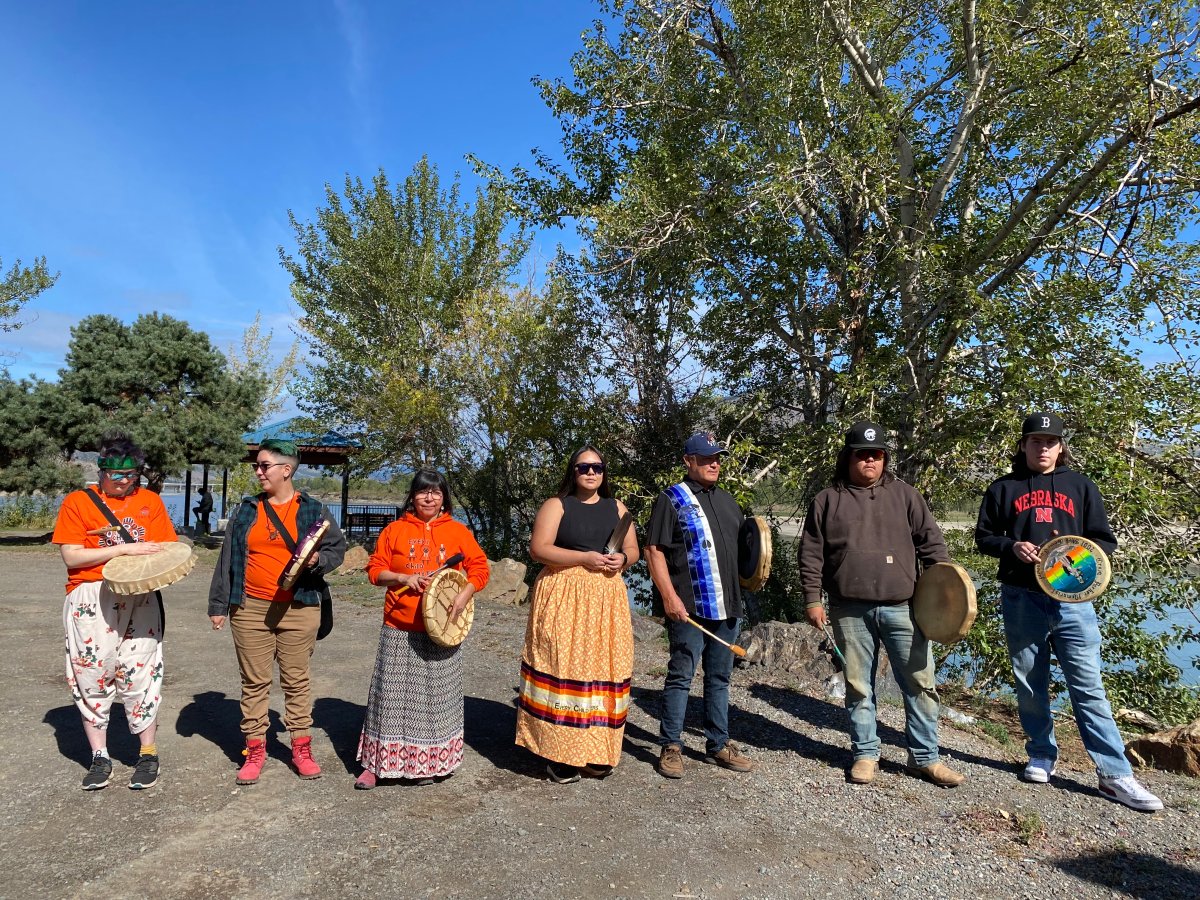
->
xmin=81 ymin=754 xmax=112 ymax=791
xmin=129 ymin=754 xmax=159 ymax=790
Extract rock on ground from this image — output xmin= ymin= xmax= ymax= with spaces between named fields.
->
xmin=1127 ymin=718 xmax=1200 ymax=777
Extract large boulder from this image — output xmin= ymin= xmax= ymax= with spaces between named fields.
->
xmin=737 ymin=621 xmax=841 ymax=694
xmin=333 ymin=545 xmax=370 ymax=576
xmin=1125 ymin=718 xmax=1200 ymax=777
xmin=478 ymin=558 xmax=530 ymax=605
xmin=631 ymin=612 xmax=663 ymax=643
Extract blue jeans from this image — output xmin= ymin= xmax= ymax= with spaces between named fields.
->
xmin=831 ymin=600 xmax=942 ymax=766
xmin=659 ymin=616 xmax=738 ymax=754
xmin=1000 ymin=584 xmax=1132 ymax=777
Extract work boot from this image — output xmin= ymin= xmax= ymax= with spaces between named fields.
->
xmin=236 ymin=738 xmax=266 ymax=785
xmin=291 ymin=736 xmax=322 ymax=779
xmin=705 ymin=742 xmax=754 ymax=773
xmin=848 ymin=758 xmax=879 ymax=784
xmin=657 ymin=744 xmax=684 ymax=779
xmin=910 ymin=761 xmax=965 ymax=787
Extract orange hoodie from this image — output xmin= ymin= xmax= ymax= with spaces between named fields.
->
xmin=367 ymin=511 xmax=490 ymax=631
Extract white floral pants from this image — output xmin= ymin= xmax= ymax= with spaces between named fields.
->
xmin=63 ymin=581 xmax=163 ymax=733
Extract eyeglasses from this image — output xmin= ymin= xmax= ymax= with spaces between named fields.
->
xmin=574 ymin=462 xmax=606 ymax=475
xmin=854 ymin=449 xmax=885 ymax=461
xmin=104 ymin=470 xmax=139 ymax=482
xmin=251 ymin=462 xmax=287 ymax=473
xmin=415 ymin=488 xmax=444 ymax=497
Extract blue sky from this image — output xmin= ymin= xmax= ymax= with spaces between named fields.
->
xmin=0 ymin=1 xmax=595 ymax=386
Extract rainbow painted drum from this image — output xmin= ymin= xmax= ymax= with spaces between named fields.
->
xmin=1034 ymin=535 xmax=1112 ymax=603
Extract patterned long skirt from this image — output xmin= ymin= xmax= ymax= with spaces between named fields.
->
xmin=357 ymin=627 xmax=464 ymax=779
xmin=515 ymin=565 xmax=633 ymax=768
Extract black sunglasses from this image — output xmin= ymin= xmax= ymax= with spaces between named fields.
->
xmin=574 ymin=462 xmax=606 ymax=475
xmin=854 ymin=448 xmax=885 ymax=461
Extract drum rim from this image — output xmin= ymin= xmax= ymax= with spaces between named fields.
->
xmin=913 ymin=561 xmax=977 ymax=644
xmin=422 ymin=568 xmax=473 ymax=648
xmin=102 ymin=541 xmax=198 ymax=595
xmin=739 ymin=515 xmax=772 ymax=591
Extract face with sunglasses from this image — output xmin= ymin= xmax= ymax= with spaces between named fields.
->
xmin=253 ymin=451 xmax=294 ymax=497
xmin=572 ymin=452 xmax=607 ymax=495
xmin=848 ymin=446 xmax=886 ymax=486
xmin=100 ymin=467 xmax=142 ymax=497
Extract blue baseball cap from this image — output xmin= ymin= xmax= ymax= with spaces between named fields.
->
xmin=684 ymin=432 xmax=728 ymax=456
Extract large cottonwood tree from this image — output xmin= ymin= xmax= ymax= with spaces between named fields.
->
xmin=503 ymin=0 xmax=1200 ymax=716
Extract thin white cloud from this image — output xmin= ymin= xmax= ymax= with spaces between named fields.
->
xmin=333 ymin=0 xmax=374 ymax=156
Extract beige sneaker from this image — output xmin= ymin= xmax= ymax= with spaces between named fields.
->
xmin=657 ymin=744 xmax=684 ymax=779
xmin=705 ymin=741 xmax=754 ymax=772
xmin=910 ymin=761 xmax=965 ymax=787
xmin=848 ymin=758 xmax=879 ymax=784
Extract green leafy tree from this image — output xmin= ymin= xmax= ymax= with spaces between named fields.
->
xmin=54 ymin=314 xmax=266 ymax=491
xmin=0 ymin=375 xmax=80 ymax=492
xmin=1 ymin=256 xmax=58 ymax=332
xmin=282 ymin=158 xmax=530 ymax=475
xmin=502 ymin=0 xmax=1199 ymax=719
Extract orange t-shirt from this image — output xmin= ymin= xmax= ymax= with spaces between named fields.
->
xmin=243 ymin=496 xmax=301 ymax=602
xmin=52 ymin=488 xmax=178 ymax=594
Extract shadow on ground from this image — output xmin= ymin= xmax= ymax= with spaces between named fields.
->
xmin=1053 ymin=850 xmax=1198 ymax=900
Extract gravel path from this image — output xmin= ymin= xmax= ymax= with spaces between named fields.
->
xmin=1 ymin=544 xmax=1197 ymax=899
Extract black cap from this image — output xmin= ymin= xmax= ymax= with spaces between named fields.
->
xmin=845 ymin=421 xmax=888 ymax=450
xmin=1022 ymin=412 xmax=1064 ymax=438
xmin=683 ymin=432 xmax=728 ymax=456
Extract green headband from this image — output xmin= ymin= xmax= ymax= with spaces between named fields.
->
xmin=98 ymin=456 xmax=139 ymax=470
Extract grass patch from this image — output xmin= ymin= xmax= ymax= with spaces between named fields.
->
xmin=978 ymin=720 xmax=1013 ymax=746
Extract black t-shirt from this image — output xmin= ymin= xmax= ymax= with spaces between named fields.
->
xmin=646 ymin=478 xmax=744 ymax=619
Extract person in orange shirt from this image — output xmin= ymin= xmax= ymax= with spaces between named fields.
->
xmin=207 ymin=438 xmax=346 ymax=785
xmin=52 ymin=434 xmax=177 ymax=791
xmin=354 ymin=469 xmax=489 ymax=789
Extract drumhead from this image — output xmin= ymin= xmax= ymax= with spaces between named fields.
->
xmin=103 ymin=541 xmax=198 ymax=596
xmin=913 ymin=562 xmax=977 ymax=644
xmin=422 ymin=568 xmax=474 ymax=648
xmin=737 ymin=516 xmax=772 ymax=592
xmin=1035 ymin=535 xmax=1111 ymax=602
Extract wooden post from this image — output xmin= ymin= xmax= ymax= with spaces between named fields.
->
xmin=183 ymin=467 xmax=193 ymax=532
xmin=340 ymin=462 xmax=350 ymax=529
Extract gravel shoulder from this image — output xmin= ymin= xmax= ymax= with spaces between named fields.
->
xmin=1 ymin=544 xmax=1197 ymax=900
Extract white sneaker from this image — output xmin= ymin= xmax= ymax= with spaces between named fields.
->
xmin=1098 ymin=774 xmax=1163 ymax=812
xmin=1022 ymin=757 xmax=1056 ymax=783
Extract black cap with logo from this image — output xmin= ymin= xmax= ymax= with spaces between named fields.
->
xmin=844 ymin=421 xmax=888 ymax=450
xmin=1021 ymin=412 xmax=1064 ymax=438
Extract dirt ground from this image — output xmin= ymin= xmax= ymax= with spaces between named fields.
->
xmin=1 ymin=541 xmax=1198 ymax=900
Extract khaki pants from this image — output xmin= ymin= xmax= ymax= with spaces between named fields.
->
xmin=230 ymin=596 xmax=319 ymax=739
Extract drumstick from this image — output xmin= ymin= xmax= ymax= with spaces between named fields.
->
xmin=685 ymin=617 xmax=747 ymax=657
xmin=821 ymin=624 xmax=847 ymax=668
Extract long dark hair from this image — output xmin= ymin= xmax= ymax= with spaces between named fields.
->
xmin=832 ymin=447 xmax=895 ymax=489
xmin=403 ymin=468 xmax=453 ymax=514
xmin=1011 ymin=438 xmax=1075 ymax=472
xmin=556 ymin=445 xmax=613 ymax=499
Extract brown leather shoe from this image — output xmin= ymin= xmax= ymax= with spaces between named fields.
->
xmin=705 ymin=741 xmax=754 ymax=773
xmin=848 ymin=758 xmax=879 ymax=784
xmin=657 ymin=744 xmax=684 ymax=779
xmin=911 ymin=761 xmax=965 ymax=787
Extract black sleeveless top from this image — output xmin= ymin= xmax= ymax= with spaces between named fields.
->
xmin=553 ymin=495 xmax=619 ymax=553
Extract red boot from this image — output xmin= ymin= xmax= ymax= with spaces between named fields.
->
xmin=237 ymin=738 xmax=266 ymax=785
xmin=291 ymin=736 xmax=322 ymax=779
